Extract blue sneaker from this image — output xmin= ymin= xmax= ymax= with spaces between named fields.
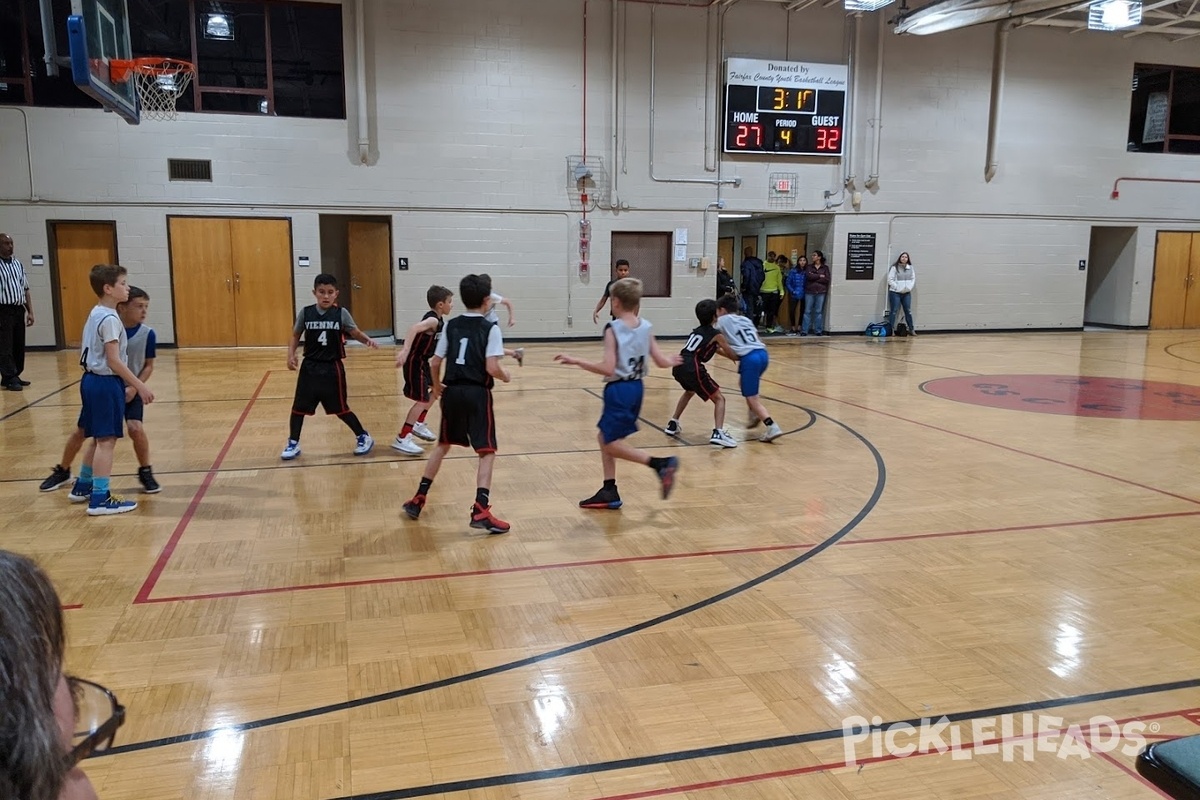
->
xmin=87 ymin=492 xmax=138 ymax=516
xmin=281 ymin=440 xmax=301 ymax=460
xmin=656 ymin=456 xmax=679 ymax=500
xmin=354 ymin=433 xmax=374 ymax=456
xmin=68 ymin=480 xmax=93 ymax=503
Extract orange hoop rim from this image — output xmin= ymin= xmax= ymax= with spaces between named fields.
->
xmin=110 ymin=57 xmax=196 ymax=84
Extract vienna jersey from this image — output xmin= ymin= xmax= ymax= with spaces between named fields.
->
xmin=679 ymin=324 xmax=720 ymax=368
xmin=405 ymin=310 xmax=443 ymax=367
xmin=79 ymin=304 xmax=125 ymax=376
xmin=294 ymin=305 xmax=357 ymax=362
xmin=124 ymin=323 xmax=157 ymax=378
xmin=436 ymin=313 xmax=504 ymax=388
xmin=607 ymin=317 xmax=652 ymax=382
xmin=716 ymin=313 xmax=766 ymax=357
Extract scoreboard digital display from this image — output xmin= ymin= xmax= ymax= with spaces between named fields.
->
xmin=724 ymin=59 xmax=848 ymax=157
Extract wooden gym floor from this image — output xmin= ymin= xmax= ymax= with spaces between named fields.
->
xmin=2 ymin=331 xmax=1200 ymax=799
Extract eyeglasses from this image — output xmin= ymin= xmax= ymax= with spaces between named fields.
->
xmin=67 ymin=677 xmax=126 ymax=763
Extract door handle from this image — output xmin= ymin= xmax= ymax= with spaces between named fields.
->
xmin=234 ymin=273 xmax=241 ymax=290
xmin=226 ymin=278 xmax=232 ymax=291
xmin=352 ymin=275 xmax=362 ymax=290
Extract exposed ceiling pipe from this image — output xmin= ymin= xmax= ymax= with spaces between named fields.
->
xmin=984 ymin=20 xmax=1013 ymax=182
xmin=704 ymin=0 xmax=718 ymax=171
xmin=649 ymin=5 xmax=742 ymax=186
xmin=610 ymin=0 xmax=622 ymax=206
xmin=38 ymin=0 xmax=59 ymax=75
xmin=865 ymin=11 xmax=886 ymax=189
xmin=354 ymin=0 xmax=370 ymax=164
xmin=1111 ymin=176 xmax=1200 ymax=199
xmin=846 ymin=13 xmax=861 ymax=194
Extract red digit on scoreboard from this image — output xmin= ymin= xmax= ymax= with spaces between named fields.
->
xmin=735 ymin=123 xmax=763 ymax=149
xmin=816 ymin=127 xmax=841 ymax=151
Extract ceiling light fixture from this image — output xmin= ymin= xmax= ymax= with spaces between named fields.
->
xmin=845 ymin=0 xmax=895 ymax=11
xmin=718 ymin=213 xmax=754 ymax=220
xmin=204 ymin=13 xmax=234 ymax=40
xmin=1088 ymin=0 xmax=1142 ymax=29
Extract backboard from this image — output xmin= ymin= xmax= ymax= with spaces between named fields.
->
xmin=66 ymin=0 xmax=139 ymax=124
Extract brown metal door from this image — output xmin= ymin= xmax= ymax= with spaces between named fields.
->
xmin=1150 ymin=232 xmax=1190 ymax=329
xmin=347 ymin=220 xmax=393 ymax=335
xmin=53 ymin=222 xmax=118 ymax=348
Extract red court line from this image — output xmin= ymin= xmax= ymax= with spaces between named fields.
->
xmin=590 ymin=708 xmax=1200 ymax=800
xmin=133 ymin=370 xmax=272 ymax=605
xmin=63 ymin=604 xmax=83 ymax=610
xmin=140 ymin=509 xmax=1200 ymax=603
xmin=735 ymin=367 xmax=1200 ymax=508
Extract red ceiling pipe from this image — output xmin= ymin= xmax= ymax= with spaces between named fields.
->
xmin=1111 ymin=176 xmax=1200 ymax=199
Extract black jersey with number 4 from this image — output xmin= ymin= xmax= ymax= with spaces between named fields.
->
xmin=301 ymin=305 xmax=348 ymax=362
xmin=678 ymin=324 xmax=720 ymax=368
xmin=442 ymin=315 xmax=497 ymax=388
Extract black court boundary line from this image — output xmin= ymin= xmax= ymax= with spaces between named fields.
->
xmin=1165 ymin=339 xmax=1200 ymax=367
xmin=0 ymin=379 xmax=81 ymax=423
xmin=96 ymin=403 xmax=885 ymax=757
xmin=813 ymin=341 xmax=985 ymax=376
xmin=318 ymin=677 xmax=1200 ymax=800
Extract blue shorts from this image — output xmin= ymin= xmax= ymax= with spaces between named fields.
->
xmin=738 ymin=348 xmax=769 ymax=397
xmin=598 ymin=380 xmax=643 ymax=444
xmin=79 ymin=373 xmax=126 ymax=439
xmin=77 ymin=393 xmax=143 ymax=428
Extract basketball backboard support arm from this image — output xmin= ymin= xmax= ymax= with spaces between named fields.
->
xmin=38 ymin=0 xmax=60 ymax=76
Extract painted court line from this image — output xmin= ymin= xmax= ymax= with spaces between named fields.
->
xmin=133 ymin=370 xmax=272 ymax=604
xmin=140 ymin=508 xmax=1200 ymax=603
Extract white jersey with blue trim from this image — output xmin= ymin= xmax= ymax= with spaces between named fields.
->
xmin=716 ymin=313 xmax=766 ymax=357
xmin=79 ymin=304 xmax=126 ymax=376
xmin=606 ymin=317 xmax=652 ymax=382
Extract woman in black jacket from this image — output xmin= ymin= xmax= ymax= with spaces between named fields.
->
xmin=802 ymin=250 xmax=830 ymax=336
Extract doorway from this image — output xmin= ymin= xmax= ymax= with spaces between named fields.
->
xmin=48 ymin=221 xmax=118 ymax=348
xmin=319 ymin=215 xmax=394 ymax=337
xmin=1150 ymin=231 xmax=1200 ymax=329
xmin=168 ymin=217 xmax=295 ymax=346
xmin=1084 ymin=227 xmax=1137 ymax=327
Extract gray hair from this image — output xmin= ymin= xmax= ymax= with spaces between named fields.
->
xmin=0 ymin=550 xmax=70 ymax=800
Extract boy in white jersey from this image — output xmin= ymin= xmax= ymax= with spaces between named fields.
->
xmin=73 ymin=265 xmax=154 ymax=515
xmin=715 ymin=293 xmax=783 ymax=442
xmin=479 ymin=274 xmax=525 ymax=366
xmin=555 ymin=277 xmax=681 ymax=509
xmin=40 ymin=286 xmax=161 ymax=496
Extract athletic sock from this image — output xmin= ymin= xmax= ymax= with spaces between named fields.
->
xmin=648 ymin=456 xmax=669 ymax=471
xmin=340 ymin=412 xmax=367 ymax=437
xmin=79 ymin=464 xmax=94 ymax=482
xmin=603 ymin=479 xmax=617 ymax=490
xmin=475 ymin=488 xmax=490 ymax=508
xmin=417 ymin=409 xmax=429 ymax=423
xmin=417 ymin=477 xmax=433 ymax=496
xmin=289 ymin=414 xmax=303 ymax=441
xmin=400 ymin=422 xmax=414 ymax=438
xmin=92 ymin=476 xmax=110 ymax=500
xmin=764 ymin=417 xmax=775 ymax=427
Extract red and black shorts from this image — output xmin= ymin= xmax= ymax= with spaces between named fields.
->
xmin=672 ymin=361 xmax=720 ymax=402
xmin=292 ymin=360 xmax=349 ymax=415
xmin=438 ymin=384 xmax=497 ymax=453
xmin=403 ymin=358 xmax=433 ymax=402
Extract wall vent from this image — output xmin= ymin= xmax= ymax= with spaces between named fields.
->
xmin=168 ymin=159 xmax=213 ymax=181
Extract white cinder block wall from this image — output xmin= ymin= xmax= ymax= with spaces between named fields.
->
xmin=1 ymin=0 xmax=1198 ymax=345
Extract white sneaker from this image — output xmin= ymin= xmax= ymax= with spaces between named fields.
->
xmin=354 ymin=433 xmax=375 ymax=456
xmin=664 ymin=419 xmax=681 ymax=437
xmin=391 ymin=435 xmax=424 ymax=455
xmin=709 ymin=429 xmax=738 ymax=448
xmin=411 ymin=421 xmax=436 ymax=441
xmin=760 ymin=422 xmax=783 ymax=442
xmin=513 ymin=348 xmax=525 ymax=367
xmin=281 ymin=440 xmax=301 ymax=460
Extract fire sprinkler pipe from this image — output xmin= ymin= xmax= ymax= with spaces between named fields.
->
xmin=984 ymin=20 xmax=1014 ymax=183
xmin=355 ymin=0 xmax=370 ymax=164
xmin=1111 ymin=176 xmax=1200 ymax=198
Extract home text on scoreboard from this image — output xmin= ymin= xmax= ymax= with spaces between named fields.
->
xmin=724 ymin=59 xmax=848 ymax=157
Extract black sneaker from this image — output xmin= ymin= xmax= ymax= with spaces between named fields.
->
xmin=664 ymin=420 xmax=680 ymax=438
xmin=656 ymin=456 xmax=680 ymax=500
xmin=402 ymin=494 xmax=426 ymax=520
xmin=137 ymin=466 xmax=161 ymax=494
xmin=39 ymin=465 xmax=72 ymax=492
xmin=579 ymin=486 xmax=623 ymax=510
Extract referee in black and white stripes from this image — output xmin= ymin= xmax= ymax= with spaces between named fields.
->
xmin=0 ymin=233 xmax=34 ymax=391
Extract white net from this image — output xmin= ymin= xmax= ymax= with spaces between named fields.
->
xmin=130 ymin=60 xmax=195 ymax=121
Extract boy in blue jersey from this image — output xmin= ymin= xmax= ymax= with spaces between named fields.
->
xmin=715 ymin=293 xmax=783 ymax=442
xmin=556 ymin=277 xmax=681 ymax=509
xmin=41 ymin=286 xmax=162 ymax=496
xmin=73 ymin=265 xmax=154 ymax=515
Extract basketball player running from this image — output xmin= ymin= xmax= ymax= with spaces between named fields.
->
xmin=393 ymin=285 xmax=453 ymax=455
xmin=664 ymin=298 xmax=739 ymax=448
xmin=402 ymin=274 xmax=512 ymax=534
xmin=282 ymin=273 xmax=378 ymax=460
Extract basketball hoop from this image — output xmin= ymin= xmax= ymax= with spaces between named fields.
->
xmin=110 ymin=58 xmax=196 ymax=121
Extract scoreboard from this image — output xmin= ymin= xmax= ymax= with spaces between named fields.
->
xmin=724 ymin=59 xmax=848 ymax=157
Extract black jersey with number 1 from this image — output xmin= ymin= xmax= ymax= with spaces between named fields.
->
xmin=442 ymin=315 xmax=497 ymax=389
xmin=678 ymin=324 xmax=720 ymax=368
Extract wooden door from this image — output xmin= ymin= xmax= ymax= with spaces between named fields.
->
xmin=1151 ymin=232 xmax=1193 ymax=330
xmin=347 ymin=220 xmax=393 ymax=334
xmin=717 ymin=237 xmax=734 ymax=275
xmin=169 ymin=217 xmax=237 ymax=346
xmin=52 ymin=222 xmax=117 ymax=347
xmin=229 ymin=218 xmax=295 ymax=347
xmin=1186 ymin=233 xmax=1200 ymax=328
xmin=766 ymin=233 xmax=808 ymax=267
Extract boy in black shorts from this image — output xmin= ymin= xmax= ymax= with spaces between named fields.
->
xmin=664 ymin=298 xmax=739 ymax=448
xmin=402 ymin=274 xmax=512 ymax=534
xmin=393 ymin=285 xmax=453 ymax=456
xmin=282 ymin=274 xmax=379 ymax=460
